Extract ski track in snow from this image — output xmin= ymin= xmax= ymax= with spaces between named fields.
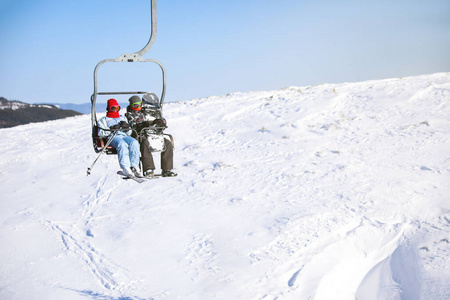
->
xmin=15 ymin=168 xmax=144 ymax=299
xmin=1 ymin=73 xmax=450 ymax=299
xmin=24 ymin=210 xmax=139 ymax=294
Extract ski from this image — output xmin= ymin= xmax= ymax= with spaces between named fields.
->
xmin=141 ymin=174 xmax=159 ymax=180
xmin=117 ymin=171 xmax=145 ymax=183
xmin=117 ymin=170 xmax=176 ymax=181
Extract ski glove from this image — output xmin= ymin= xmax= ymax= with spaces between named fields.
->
xmin=152 ymin=118 xmax=167 ymax=128
xmin=142 ymin=121 xmax=153 ymax=127
xmin=120 ymin=121 xmax=130 ymax=129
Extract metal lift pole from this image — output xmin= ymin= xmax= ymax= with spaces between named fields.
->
xmin=136 ymin=0 xmax=157 ymax=57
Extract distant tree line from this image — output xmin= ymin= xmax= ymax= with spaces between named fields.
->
xmin=0 ymin=97 xmax=82 ymax=128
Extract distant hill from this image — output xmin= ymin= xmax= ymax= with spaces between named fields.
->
xmin=0 ymin=97 xmax=82 ymax=128
xmin=52 ymin=103 xmax=93 ymax=115
xmin=54 ymin=102 xmax=128 ymax=115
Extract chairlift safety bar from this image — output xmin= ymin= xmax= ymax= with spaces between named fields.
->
xmin=97 ymin=91 xmax=148 ymax=95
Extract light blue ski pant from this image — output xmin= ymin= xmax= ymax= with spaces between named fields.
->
xmin=109 ymin=136 xmax=140 ymax=170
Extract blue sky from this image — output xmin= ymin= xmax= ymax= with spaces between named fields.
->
xmin=0 ymin=0 xmax=449 ymax=104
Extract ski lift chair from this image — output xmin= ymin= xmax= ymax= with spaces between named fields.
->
xmin=90 ymin=0 xmax=172 ymax=155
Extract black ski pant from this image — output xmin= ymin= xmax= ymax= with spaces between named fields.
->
xmin=140 ymin=136 xmax=174 ymax=172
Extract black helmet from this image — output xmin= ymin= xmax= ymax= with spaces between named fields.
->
xmin=142 ymin=93 xmax=160 ymax=108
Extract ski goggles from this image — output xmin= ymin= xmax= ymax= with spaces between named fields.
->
xmin=108 ymin=105 xmax=121 ymax=112
xmin=131 ymin=102 xmax=142 ymax=109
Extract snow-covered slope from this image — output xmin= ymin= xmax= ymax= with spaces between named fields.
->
xmin=1 ymin=73 xmax=449 ymax=300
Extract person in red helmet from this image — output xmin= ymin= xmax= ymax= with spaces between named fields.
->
xmin=97 ymin=98 xmax=143 ymax=178
xmin=125 ymin=94 xmax=177 ymax=178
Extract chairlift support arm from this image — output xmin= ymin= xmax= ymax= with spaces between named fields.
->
xmin=90 ymin=0 xmax=166 ymax=129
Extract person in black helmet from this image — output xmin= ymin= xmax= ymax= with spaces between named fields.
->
xmin=125 ymin=94 xmax=177 ymax=178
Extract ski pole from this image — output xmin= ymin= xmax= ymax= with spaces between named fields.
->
xmin=86 ymin=130 xmax=119 ymax=176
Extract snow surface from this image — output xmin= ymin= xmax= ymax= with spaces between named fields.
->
xmin=1 ymin=73 xmax=450 ymax=300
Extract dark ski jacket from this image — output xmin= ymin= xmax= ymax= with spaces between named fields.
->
xmin=125 ymin=106 xmax=166 ymax=137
